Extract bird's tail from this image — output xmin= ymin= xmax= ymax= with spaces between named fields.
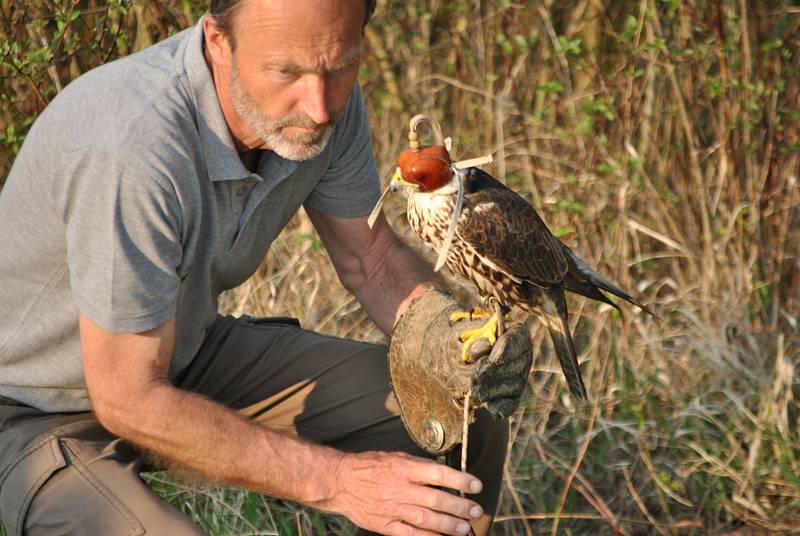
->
xmin=563 ymin=247 xmax=657 ymax=317
xmin=541 ymin=290 xmax=588 ymax=401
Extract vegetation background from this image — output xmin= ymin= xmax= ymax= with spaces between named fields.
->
xmin=1 ymin=0 xmax=799 ymax=534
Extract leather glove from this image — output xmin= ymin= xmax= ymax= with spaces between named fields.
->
xmin=389 ymin=290 xmax=533 ymax=455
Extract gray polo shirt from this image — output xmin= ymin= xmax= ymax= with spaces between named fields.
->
xmin=0 ymin=18 xmax=380 ymax=412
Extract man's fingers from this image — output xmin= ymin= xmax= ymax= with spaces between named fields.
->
xmin=417 ymin=486 xmax=483 ymax=520
xmin=403 ymin=458 xmax=483 ymax=494
xmin=328 ymin=451 xmax=485 ymax=535
xmin=396 ymin=505 xmax=474 ymax=536
xmin=383 ymin=520 xmax=440 ymax=536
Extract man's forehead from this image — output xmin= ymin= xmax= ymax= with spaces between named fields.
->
xmin=234 ymin=0 xmax=365 ymax=32
xmin=233 ymin=0 xmax=364 ymax=73
xmin=261 ymin=42 xmax=363 ymax=72
xmin=232 ymin=0 xmax=365 ymax=61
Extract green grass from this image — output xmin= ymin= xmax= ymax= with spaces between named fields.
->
xmin=143 ymin=473 xmax=355 ymax=535
xmin=2 ymin=1 xmax=799 ymax=534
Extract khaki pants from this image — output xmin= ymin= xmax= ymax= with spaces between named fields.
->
xmin=0 ymin=315 xmax=508 ymax=535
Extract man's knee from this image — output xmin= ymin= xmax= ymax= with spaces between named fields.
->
xmin=24 ymin=463 xmax=144 ymax=535
xmin=24 ymin=460 xmax=204 ymax=536
xmin=0 ymin=433 xmax=204 ymax=536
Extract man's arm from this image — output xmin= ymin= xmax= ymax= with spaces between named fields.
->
xmin=81 ymin=314 xmax=483 ymax=535
xmin=305 ymin=207 xmax=437 ymax=335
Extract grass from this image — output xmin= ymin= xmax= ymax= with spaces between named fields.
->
xmin=1 ymin=0 xmax=799 ymax=534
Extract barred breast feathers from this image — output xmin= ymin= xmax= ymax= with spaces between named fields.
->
xmin=407 ymin=191 xmax=457 ymax=250
xmin=408 ymin=192 xmax=528 ymax=305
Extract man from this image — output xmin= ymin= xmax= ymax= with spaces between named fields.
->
xmin=0 ymin=1 xmax=527 ymax=534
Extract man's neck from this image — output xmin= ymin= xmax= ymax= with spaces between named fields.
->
xmin=239 ymin=149 xmax=260 ymax=173
xmin=202 ymin=41 xmax=264 ymax=170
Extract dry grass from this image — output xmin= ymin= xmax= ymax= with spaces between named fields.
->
xmin=1 ymin=0 xmax=799 ymax=534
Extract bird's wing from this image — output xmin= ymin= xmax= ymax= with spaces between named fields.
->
xmin=457 ymin=168 xmax=569 ymax=287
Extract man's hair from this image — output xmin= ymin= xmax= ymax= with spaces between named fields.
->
xmin=209 ymin=0 xmax=377 ymax=50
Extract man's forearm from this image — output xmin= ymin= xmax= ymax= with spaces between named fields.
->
xmin=349 ymin=238 xmax=439 ymax=335
xmin=304 ymin=208 xmax=442 ymax=336
xmin=101 ymin=380 xmax=342 ymax=506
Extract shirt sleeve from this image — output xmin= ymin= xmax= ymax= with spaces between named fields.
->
xmin=303 ymin=84 xmax=381 ymax=218
xmin=63 ymin=149 xmax=183 ymax=333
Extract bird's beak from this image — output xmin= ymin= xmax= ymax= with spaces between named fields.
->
xmin=390 ymin=167 xmax=418 ymax=192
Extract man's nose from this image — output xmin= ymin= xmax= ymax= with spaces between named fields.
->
xmin=299 ymin=74 xmax=331 ymax=125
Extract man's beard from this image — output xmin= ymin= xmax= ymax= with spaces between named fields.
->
xmin=230 ymin=63 xmax=338 ymax=161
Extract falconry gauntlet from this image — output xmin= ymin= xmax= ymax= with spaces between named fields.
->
xmin=389 ymin=290 xmax=533 ymax=455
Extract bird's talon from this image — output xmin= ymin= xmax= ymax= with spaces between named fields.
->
xmin=449 ymin=306 xmax=492 ymax=325
xmin=449 ymin=310 xmax=473 ymax=324
xmin=457 ymin=316 xmax=499 ymax=362
xmin=470 ymin=306 xmax=491 ymax=320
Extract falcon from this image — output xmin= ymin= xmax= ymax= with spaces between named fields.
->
xmin=390 ymin=144 xmax=654 ymax=401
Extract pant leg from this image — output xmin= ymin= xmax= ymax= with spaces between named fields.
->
xmin=0 ymin=313 xmax=508 ymax=536
xmin=177 ymin=315 xmax=509 ymax=535
xmin=0 ymin=406 xmax=205 ymax=536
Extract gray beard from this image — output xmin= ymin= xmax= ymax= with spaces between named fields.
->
xmin=230 ymin=64 xmax=336 ymax=161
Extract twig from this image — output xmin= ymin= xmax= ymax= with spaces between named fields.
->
xmin=626 ymin=218 xmax=692 ymax=257
xmin=623 ymin=467 xmax=671 ymax=536
xmin=461 ymin=388 xmax=478 ymax=536
xmin=460 ymin=387 xmax=472 ymax=498
xmin=503 ymin=463 xmax=533 ymax=536
xmin=497 ymin=512 xmax=652 ymax=524
xmin=535 ymin=0 xmax=586 ymax=161
xmin=532 ymin=436 xmax=630 ymax=535
xmin=550 ymin=393 xmax=601 ymax=536
xmin=648 ymin=0 xmax=713 ymax=320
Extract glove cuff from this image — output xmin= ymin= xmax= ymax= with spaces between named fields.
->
xmin=395 ymin=288 xmax=458 ymax=333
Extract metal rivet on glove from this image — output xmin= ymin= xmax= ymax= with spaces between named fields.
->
xmin=422 ymin=417 xmax=446 ymax=450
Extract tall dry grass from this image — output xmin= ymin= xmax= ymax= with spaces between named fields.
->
xmin=1 ymin=1 xmax=799 ymax=534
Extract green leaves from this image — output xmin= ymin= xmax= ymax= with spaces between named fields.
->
xmin=556 ymin=35 xmax=582 ymax=56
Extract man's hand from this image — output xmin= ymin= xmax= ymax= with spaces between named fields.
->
xmin=389 ymin=290 xmax=533 ymax=454
xmin=320 ymin=451 xmax=484 ymax=536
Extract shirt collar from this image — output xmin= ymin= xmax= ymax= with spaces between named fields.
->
xmin=181 ymin=17 xmax=296 ymax=183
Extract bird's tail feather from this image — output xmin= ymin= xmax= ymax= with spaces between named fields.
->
xmin=542 ymin=291 xmax=588 ymax=401
xmin=564 ymin=248 xmax=656 ymax=317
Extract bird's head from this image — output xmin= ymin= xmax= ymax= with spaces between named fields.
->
xmin=390 ymin=145 xmax=455 ymax=193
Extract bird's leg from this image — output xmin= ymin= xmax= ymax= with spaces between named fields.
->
xmin=452 ymin=299 xmax=511 ymax=362
xmin=456 ymin=315 xmax=499 ymax=362
xmin=494 ymin=300 xmax=505 ymax=337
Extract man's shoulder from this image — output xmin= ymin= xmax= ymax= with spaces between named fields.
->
xmin=327 ymin=84 xmax=370 ymax=156
xmin=36 ymin=26 xmax=196 ymax=149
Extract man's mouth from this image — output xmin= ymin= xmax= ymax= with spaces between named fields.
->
xmin=284 ymin=124 xmax=324 ymax=133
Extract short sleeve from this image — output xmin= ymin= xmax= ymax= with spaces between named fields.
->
xmin=63 ymin=150 xmax=183 ymax=333
xmin=304 ymin=84 xmax=381 ymax=218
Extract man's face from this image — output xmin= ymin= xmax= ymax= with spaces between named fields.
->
xmin=224 ymin=0 xmax=364 ymax=160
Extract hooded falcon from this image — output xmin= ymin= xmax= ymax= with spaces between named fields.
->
xmin=391 ymin=144 xmax=654 ymax=401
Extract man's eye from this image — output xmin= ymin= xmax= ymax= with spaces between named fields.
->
xmin=270 ymin=69 xmax=298 ymax=81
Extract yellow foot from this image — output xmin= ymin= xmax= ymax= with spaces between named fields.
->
xmin=449 ymin=306 xmax=492 ymax=324
xmin=457 ymin=315 xmax=499 ymax=362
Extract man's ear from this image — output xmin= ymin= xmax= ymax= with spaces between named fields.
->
xmin=203 ymin=15 xmax=233 ymax=67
